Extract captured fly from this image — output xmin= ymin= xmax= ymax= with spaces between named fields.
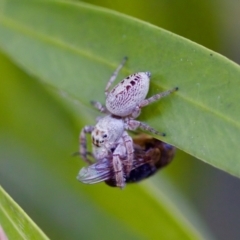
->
xmin=77 ymin=134 xmax=175 ymax=188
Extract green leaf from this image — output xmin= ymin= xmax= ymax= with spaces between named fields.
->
xmin=0 ymin=0 xmax=238 ymax=238
xmin=0 ymin=186 xmax=49 ymax=240
xmin=0 ymin=0 xmax=239 ymax=177
xmin=0 ymin=48 xmax=209 ymax=240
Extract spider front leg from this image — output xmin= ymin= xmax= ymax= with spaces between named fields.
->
xmin=122 ymin=131 xmax=134 ymax=175
xmin=112 ymin=142 xmax=128 ymax=188
xmin=79 ymin=125 xmax=95 ymax=164
xmin=125 ymin=119 xmax=166 ymax=136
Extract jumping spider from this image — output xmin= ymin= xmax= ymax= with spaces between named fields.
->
xmin=79 ymin=57 xmax=178 ymax=188
xmin=78 ymin=134 xmax=176 ymax=187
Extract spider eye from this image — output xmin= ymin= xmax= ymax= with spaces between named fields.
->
xmin=102 ymin=134 xmax=108 ymax=138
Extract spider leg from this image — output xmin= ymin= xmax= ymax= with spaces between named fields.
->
xmin=122 ymin=131 xmax=134 ymax=175
xmin=129 ymin=87 xmax=178 ymax=119
xmin=139 ymin=87 xmax=178 ymax=108
xmin=90 ymin=101 xmax=109 ymax=113
xmin=105 ymin=56 xmax=128 ymax=96
xmin=79 ymin=125 xmax=95 ymax=164
xmin=125 ymin=119 xmax=166 ymax=136
xmin=112 ymin=142 xmax=127 ymax=188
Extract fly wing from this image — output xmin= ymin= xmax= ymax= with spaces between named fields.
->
xmin=77 ymin=158 xmax=112 ymax=184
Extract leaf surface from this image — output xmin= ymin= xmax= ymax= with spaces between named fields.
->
xmin=0 ymin=0 xmax=239 ymax=177
xmin=0 ymin=186 xmax=49 ymax=240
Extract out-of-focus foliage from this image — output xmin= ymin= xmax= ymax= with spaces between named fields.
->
xmin=0 ymin=186 xmax=49 ymax=239
xmin=82 ymin=0 xmax=221 ymax=51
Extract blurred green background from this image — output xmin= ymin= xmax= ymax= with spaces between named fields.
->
xmin=1 ymin=0 xmax=240 ymax=239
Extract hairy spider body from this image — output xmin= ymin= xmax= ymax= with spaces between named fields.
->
xmin=106 ymin=72 xmax=151 ymax=118
xmin=91 ymin=115 xmax=124 ymax=158
xmin=80 ymin=116 xmax=133 ymax=188
xmin=79 ymin=57 xmax=178 ymax=188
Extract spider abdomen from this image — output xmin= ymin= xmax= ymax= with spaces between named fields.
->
xmin=106 ymin=72 xmax=150 ymax=117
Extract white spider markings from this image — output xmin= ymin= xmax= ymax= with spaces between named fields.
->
xmin=79 ymin=57 xmax=178 ymax=188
